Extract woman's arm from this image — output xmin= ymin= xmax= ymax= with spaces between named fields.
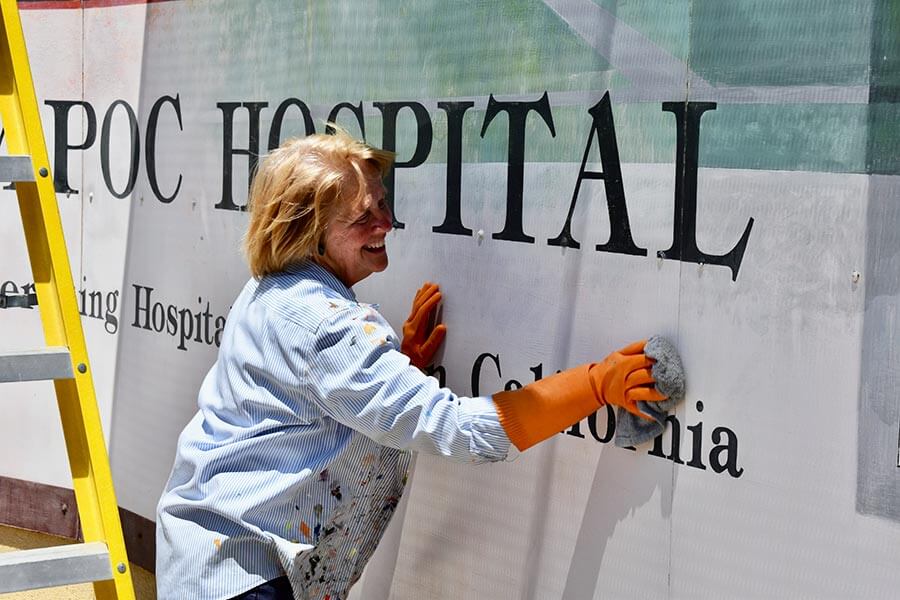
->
xmin=304 ymin=302 xmax=509 ymax=464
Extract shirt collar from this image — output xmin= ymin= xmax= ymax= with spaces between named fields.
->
xmin=284 ymin=259 xmax=357 ymax=302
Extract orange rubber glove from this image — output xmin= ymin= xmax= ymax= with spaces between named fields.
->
xmin=401 ymin=282 xmax=447 ymax=370
xmin=493 ymin=340 xmax=667 ymax=451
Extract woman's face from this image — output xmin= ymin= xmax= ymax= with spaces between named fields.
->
xmin=319 ymin=164 xmax=393 ymax=287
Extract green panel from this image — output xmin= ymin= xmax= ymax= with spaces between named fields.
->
xmin=689 ymin=0 xmax=872 ymax=86
xmin=429 ymin=102 xmax=869 ymax=174
xmin=867 ymin=0 xmax=900 ymax=175
xmin=867 ymin=103 xmax=900 ymax=175
xmin=869 ymin=0 xmax=900 ymax=93
xmin=217 ymin=0 xmax=612 ymax=103
xmin=209 ymin=0 xmax=893 ymax=175
xmin=271 ymin=98 xmax=872 ymax=174
xmin=697 ymin=105 xmax=869 ymax=174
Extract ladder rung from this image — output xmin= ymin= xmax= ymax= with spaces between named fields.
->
xmin=0 ymin=542 xmax=112 ymax=592
xmin=0 ymin=347 xmax=73 ymax=382
xmin=0 ymin=155 xmax=35 ymax=182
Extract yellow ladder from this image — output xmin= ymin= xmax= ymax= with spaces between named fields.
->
xmin=0 ymin=1 xmax=135 ymax=597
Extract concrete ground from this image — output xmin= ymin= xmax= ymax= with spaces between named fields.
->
xmin=0 ymin=525 xmax=156 ymax=599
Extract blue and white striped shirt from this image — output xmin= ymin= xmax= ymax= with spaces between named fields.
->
xmin=156 ymin=261 xmax=510 ymax=600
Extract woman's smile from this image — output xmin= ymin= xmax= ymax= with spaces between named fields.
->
xmin=363 ymin=239 xmax=386 ymax=253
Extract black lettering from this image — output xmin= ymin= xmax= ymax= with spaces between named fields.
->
xmin=471 ymin=352 xmax=501 ymax=396
xmin=479 ymin=91 xmax=556 ymax=243
xmin=166 ymin=304 xmax=178 ymax=336
xmin=687 ymin=401 xmax=707 ymax=469
xmin=373 ymin=101 xmax=433 ymax=230
xmin=216 ymin=101 xmax=268 ymax=211
xmin=326 ymin=102 xmax=366 ymax=138
xmin=151 ymin=303 xmax=164 ymax=332
xmin=132 ymin=284 xmax=152 ymax=330
xmin=214 ymin=316 xmax=226 ymax=347
xmin=660 ymin=102 xmax=753 ymax=281
xmin=104 ymin=291 xmax=119 ymax=335
xmin=424 ymin=364 xmax=447 ymax=387
xmin=587 ymin=405 xmax=616 ymax=443
xmin=709 ymin=427 xmax=744 ymax=477
xmin=565 ymin=420 xmax=586 ymax=439
xmin=100 ymin=100 xmax=140 ymax=199
xmin=152 ymin=303 xmax=165 ymax=333
xmin=146 ymin=94 xmax=184 ymax=204
xmin=178 ymin=308 xmax=194 ymax=351
xmin=44 ymin=100 xmax=96 ymax=195
xmin=549 ymin=92 xmax=646 ymax=256
xmin=268 ymin=98 xmax=316 ymax=151
xmin=648 ymin=414 xmax=684 ymax=464
xmin=202 ymin=300 xmax=215 ymax=344
xmin=193 ymin=301 xmax=203 ymax=343
xmin=433 ymin=101 xmax=474 ymax=236
xmin=86 ymin=289 xmax=102 ymax=319
xmin=686 ymin=423 xmax=706 ymax=469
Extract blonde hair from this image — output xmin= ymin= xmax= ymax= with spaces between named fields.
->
xmin=244 ymin=129 xmax=395 ymax=278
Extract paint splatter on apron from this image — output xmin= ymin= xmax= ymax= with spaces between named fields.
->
xmin=273 ymin=443 xmax=411 ymax=600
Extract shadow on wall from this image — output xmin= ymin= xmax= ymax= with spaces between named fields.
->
xmin=857 ymin=0 xmax=900 ymax=522
xmin=559 ymin=445 xmax=676 ymax=600
xmin=857 ymin=174 xmax=900 ymax=524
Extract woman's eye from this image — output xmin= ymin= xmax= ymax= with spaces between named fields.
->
xmin=355 ymin=213 xmax=371 ymax=225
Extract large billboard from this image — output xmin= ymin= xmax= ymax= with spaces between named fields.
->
xmin=1 ymin=1 xmax=897 ymax=597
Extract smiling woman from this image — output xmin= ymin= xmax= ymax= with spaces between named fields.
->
xmin=242 ymin=131 xmax=395 ymax=284
xmin=315 ymin=163 xmax=393 ymax=288
xmin=154 ymin=129 xmax=674 ymax=600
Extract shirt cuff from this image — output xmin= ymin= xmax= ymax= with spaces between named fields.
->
xmin=460 ymin=395 xmax=511 ymax=463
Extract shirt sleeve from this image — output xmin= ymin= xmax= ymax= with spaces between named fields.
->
xmin=302 ymin=302 xmax=510 ymax=464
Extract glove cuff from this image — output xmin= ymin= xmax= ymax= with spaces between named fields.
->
xmin=493 ymin=364 xmax=601 ymax=452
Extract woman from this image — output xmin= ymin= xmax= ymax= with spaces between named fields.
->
xmin=156 ymin=131 xmax=668 ymax=600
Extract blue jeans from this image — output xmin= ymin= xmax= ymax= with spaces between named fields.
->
xmin=228 ymin=576 xmax=293 ymax=600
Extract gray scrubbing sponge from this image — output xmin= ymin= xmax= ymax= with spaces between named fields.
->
xmin=614 ymin=335 xmax=686 ymax=448
xmin=645 ymin=336 xmax=685 ymax=403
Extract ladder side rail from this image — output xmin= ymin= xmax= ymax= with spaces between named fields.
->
xmin=0 ymin=2 xmax=135 ymax=598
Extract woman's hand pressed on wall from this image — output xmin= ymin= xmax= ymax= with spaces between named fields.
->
xmin=401 ymin=282 xmax=447 ymax=370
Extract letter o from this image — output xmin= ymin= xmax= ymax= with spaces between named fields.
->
xmin=100 ymin=100 xmax=140 ymax=199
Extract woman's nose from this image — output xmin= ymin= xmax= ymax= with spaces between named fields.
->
xmin=374 ymin=203 xmax=393 ymax=232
